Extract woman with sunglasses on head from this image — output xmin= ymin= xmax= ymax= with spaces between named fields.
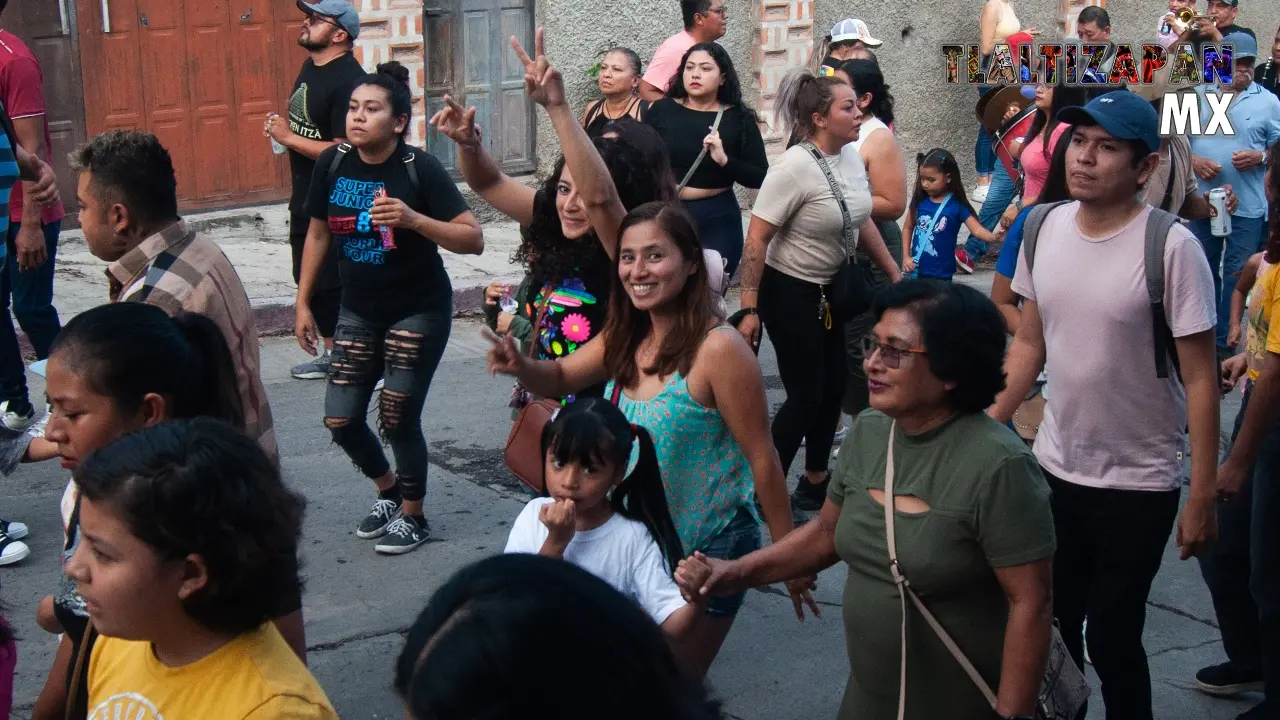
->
xmin=679 ymin=281 xmax=1057 ymax=720
xmin=736 ymin=68 xmax=900 ymax=514
xmin=645 ymin=43 xmax=768 ymax=276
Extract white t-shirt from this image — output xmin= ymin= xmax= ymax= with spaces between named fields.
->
xmin=754 ymin=143 xmax=872 ymax=285
xmin=504 ymin=498 xmax=687 ymax=625
xmin=1011 ymin=202 xmax=1216 ymax=491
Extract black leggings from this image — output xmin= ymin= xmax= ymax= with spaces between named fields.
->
xmin=759 ymin=265 xmax=846 ymax=474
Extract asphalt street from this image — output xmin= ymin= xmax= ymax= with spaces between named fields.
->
xmin=0 ymin=314 xmax=1260 ymax=720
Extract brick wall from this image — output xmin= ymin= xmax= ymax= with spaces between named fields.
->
xmin=350 ymin=0 xmax=428 ymax=146
xmin=757 ymin=0 xmax=813 ymax=140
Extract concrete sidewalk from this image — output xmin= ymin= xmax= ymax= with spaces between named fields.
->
xmin=46 ymin=203 xmax=529 ymax=337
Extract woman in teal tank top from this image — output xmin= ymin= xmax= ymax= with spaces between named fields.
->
xmin=485 ymin=201 xmax=801 ymax=678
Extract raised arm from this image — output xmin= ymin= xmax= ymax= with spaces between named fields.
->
xmin=430 ymin=96 xmax=539 ymax=226
xmin=513 ymin=29 xmax=627 ymax=260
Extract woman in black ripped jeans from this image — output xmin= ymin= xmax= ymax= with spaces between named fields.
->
xmin=735 ymin=68 xmax=900 ymax=513
xmin=296 ymin=61 xmax=484 ymax=555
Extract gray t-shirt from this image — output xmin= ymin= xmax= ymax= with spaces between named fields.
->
xmin=753 ymin=143 xmax=872 ymax=285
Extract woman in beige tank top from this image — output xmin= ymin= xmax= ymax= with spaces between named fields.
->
xmin=974 ymin=0 xmax=1037 ymax=198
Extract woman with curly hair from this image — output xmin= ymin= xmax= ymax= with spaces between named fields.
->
xmin=646 ymin=42 xmax=767 ymax=276
xmin=437 ymin=29 xmax=668 ymax=404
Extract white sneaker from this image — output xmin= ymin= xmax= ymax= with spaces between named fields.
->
xmin=971 ymin=184 xmax=990 ymax=203
xmin=0 ymin=519 xmax=28 ymax=540
xmin=0 ymin=530 xmax=30 ymax=565
xmin=28 ymin=403 xmax=51 ymax=438
xmin=0 ymin=401 xmax=35 ymax=432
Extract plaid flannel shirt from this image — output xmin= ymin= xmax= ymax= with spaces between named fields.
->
xmin=106 ymin=220 xmax=278 ymax=461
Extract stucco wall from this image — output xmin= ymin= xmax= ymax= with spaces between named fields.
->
xmin=812 ymin=1 xmax=1280 ymax=186
xmin=535 ymin=0 xmax=760 ymax=175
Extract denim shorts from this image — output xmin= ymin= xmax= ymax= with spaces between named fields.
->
xmin=698 ymin=508 xmax=762 ymax=617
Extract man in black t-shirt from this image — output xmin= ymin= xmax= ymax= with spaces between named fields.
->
xmin=266 ymin=0 xmax=366 ymax=380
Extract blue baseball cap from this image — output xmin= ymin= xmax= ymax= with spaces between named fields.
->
xmin=1057 ymin=90 xmax=1161 ymax=154
xmin=297 ymin=0 xmax=360 ymax=40
xmin=1222 ymin=31 xmax=1257 ymax=61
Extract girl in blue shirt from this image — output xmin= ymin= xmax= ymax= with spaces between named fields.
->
xmin=902 ymin=148 xmax=1004 ymax=280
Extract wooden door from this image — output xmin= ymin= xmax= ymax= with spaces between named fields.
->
xmin=3 ymin=0 xmax=88 ymax=225
xmin=75 ymin=0 xmax=298 ymax=209
xmin=424 ymin=0 xmax=536 ymax=178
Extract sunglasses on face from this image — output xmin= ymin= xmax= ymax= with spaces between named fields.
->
xmin=860 ymin=335 xmax=926 ymax=369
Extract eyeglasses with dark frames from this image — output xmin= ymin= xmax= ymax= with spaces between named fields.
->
xmin=302 ymin=13 xmax=340 ymax=29
xmin=860 ymin=335 xmax=927 ymax=369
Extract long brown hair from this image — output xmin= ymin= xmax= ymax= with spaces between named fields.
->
xmin=602 ymin=202 xmax=721 ymax=388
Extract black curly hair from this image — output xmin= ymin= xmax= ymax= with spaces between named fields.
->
xmin=871 ymin=280 xmax=1007 ymax=413
xmin=667 ymin=43 xmax=758 ymax=121
xmin=515 ymin=136 xmax=666 ymax=286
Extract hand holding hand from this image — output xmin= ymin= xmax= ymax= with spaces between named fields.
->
xmin=511 ymin=28 xmax=566 ymax=108
xmin=675 ymin=551 xmax=739 ymax=599
xmin=903 ymin=257 xmax=917 ymax=274
xmin=675 ymin=553 xmax=714 ymax=603
xmin=539 ymin=498 xmax=577 ymax=550
xmin=482 ymin=326 xmax=526 ymax=376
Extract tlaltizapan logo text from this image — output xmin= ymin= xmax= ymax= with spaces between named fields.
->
xmin=942 ymin=41 xmax=1238 ymax=137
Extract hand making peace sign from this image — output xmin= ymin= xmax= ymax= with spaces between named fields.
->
xmin=510 ymin=28 xmax=566 ymax=109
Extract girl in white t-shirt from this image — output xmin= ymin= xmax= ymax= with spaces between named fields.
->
xmin=504 ymin=396 xmax=709 ymax=637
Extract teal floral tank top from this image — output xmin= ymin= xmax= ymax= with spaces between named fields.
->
xmin=605 ymin=355 xmax=761 ymax=552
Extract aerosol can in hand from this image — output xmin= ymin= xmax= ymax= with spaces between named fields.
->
xmin=374 ymin=187 xmax=397 ymax=250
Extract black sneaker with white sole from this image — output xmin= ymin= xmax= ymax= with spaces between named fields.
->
xmin=356 ymin=498 xmax=402 ymax=539
xmin=1195 ymin=661 xmax=1265 ymax=697
xmin=0 ymin=530 xmax=30 ymax=565
xmin=0 ymin=518 xmax=28 ymax=540
xmin=790 ymin=474 xmax=830 ymax=513
xmin=375 ymin=516 xmax=430 ymax=555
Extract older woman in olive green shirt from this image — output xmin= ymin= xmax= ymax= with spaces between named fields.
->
xmin=678 ymin=280 xmax=1056 ymax=720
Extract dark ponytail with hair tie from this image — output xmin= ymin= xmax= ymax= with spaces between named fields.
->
xmin=354 ymin=60 xmax=414 ymax=139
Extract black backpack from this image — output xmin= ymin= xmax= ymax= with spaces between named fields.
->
xmin=327 ymin=142 xmax=421 ymax=197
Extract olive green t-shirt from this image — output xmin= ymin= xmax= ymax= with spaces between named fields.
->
xmin=828 ymin=410 xmax=1056 ymax=720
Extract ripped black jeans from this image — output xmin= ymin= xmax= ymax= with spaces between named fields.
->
xmin=324 ymin=307 xmax=450 ymax=501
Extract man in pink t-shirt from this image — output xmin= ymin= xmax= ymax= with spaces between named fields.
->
xmin=0 ymin=18 xmax=64 ymax=429
xmin=992 ymin=91 xmax=1219 ymax=720
xmin=638 ymin=0 xmax=727 ymax=101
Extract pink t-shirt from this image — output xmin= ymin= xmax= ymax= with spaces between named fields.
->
xmin=1020 ymin=123 xmax=1070 ymax=202
xmin=643 ymin=31 xmax=697 ymax=92
xmin=1011 ymin=202 xmax=1216 ymax=491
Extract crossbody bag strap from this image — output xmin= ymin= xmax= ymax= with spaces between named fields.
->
xmin=677 ymin=106 xmax=726 ymax=192
xmin=527 ymin=284 xmax=553 ymax=358
xmin=884 ymin=422 xmax=998 ymax=720
xmin=65 ymin=620 xmax=96 ymax=720
xmin=800 ymin=142 xmax=856 ymax=259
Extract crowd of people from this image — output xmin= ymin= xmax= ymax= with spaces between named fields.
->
xmin=0 ymin=0 xmax=1274 ymax=719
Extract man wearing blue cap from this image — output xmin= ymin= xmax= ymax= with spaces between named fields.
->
xmin=266 ymin=0 xmax=367 ymax=381
xmin=1189 ymin=31 xmax=1280 ymax=355
xmin=992 ymin=90 xmax=1221 ymax=720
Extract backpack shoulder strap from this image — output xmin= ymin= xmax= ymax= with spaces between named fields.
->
xmin=401 ymin=146 xmax=421 ymax=198
xmin=1144 ymin=207 xmax=1182 ymax=379
xmin=1021 ymin=200 xmax=1071 ymax=275
xmin=328 ymin=142 xmax=352 ymax=182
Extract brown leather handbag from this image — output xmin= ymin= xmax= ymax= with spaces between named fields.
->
xmin=504 ymin=398 xmax=562 ymax=493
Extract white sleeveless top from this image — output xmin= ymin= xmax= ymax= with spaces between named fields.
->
xmin=847 ymin=115 xmax=890 ymax=156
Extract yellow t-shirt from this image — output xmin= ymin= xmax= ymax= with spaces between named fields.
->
xmin=1246 ymin=260 xmax=1278 ymax=381
xmin=87 ymin=623 xmax=336 ymax=720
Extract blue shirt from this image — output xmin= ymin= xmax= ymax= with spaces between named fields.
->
xmin=1190 ymin=83 xmax=1280 ymax=218
xmin=910 ymin=194 xmax=973 ymax=279
xmin=996 ymin=205 xmax=1034 ymax=279
xmin=0 ymin=104 xmax=18 ymax=245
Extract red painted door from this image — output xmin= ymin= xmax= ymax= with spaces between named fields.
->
xmin=76 ymin=0 xmax=305 ymax=209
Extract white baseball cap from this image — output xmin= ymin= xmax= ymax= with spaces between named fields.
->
xmin=830 ymin=18 xmax=882 ymax=47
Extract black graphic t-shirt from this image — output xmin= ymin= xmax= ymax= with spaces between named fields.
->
xmin=288 ymin=53 xmax=366 ymax=212
xmin=523 ymin=190 xmax=614 ymax=399
xmin=307 ymin=144 xmax=469 ymax=324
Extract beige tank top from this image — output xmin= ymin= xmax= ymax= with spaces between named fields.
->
xmin=993 ymin=0 xmax=1020 ymax=41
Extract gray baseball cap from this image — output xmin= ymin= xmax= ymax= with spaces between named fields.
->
xmin=297 ymin=0 xmax=360 ymax=40
xmin=1222 ymin=31 xmax=1257 ymax=61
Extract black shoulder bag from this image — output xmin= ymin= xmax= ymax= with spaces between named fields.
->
xmin=800 ymin=142 xmax=874 ymax=322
